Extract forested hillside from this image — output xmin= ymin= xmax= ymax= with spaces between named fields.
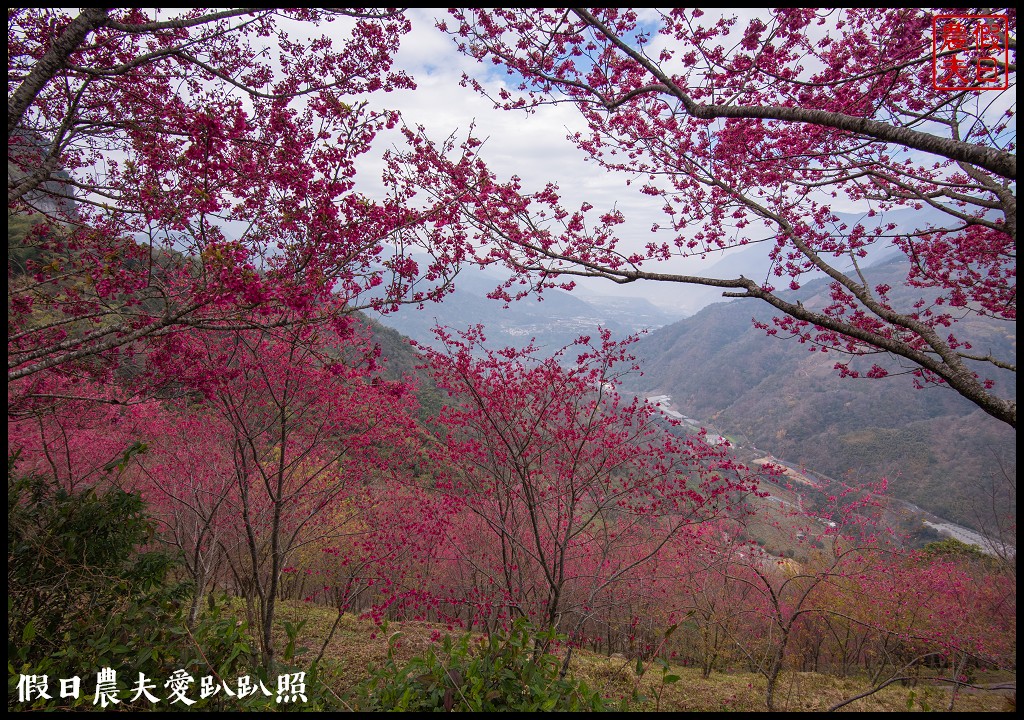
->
xmin=626 ymin=257 xmax=1016 ymax=527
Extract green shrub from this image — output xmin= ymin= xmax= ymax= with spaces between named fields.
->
xmin=6 ymin=463 xmax=330 ymax=711
xmin=7 ymin=467 xmax=186 ymax=677
xmin=349 ymin=618 xmax=606 ymax=712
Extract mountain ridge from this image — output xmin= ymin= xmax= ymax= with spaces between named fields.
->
xmin=621 ymin=258 xmax=1015 ymax=529
xmin=372 ymin=261 xmax=684 ymax=352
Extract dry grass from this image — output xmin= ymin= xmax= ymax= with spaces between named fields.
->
xmin=263 ymin=600 xmax=1013 ymax=712
xmin=570 ymin=658 xmax=1011 ymax=712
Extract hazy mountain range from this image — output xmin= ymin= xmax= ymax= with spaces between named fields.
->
xmin=618 ymin=255 xmax=1016 ymax=530
xmin=371 ymin=262 xmax=683 ymax=352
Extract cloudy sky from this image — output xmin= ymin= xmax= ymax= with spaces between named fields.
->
xmin=345 ymin=8 xmax=713 ymax=310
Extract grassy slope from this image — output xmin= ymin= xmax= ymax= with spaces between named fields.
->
xmin=269 ymin=601 xmax=1012 ymax=712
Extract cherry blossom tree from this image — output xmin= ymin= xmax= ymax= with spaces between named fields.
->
xmin=7 ymin=373 xmax=158 ymax=492
xmin=680 ymin=482 xmax=1016 ymax=711
xmin=147 ymin=311 xmax=420 ymax=667
xmin=433 ymin=8 xmax=1016 ymax=427
xmin=131 ymin=406 xmax=240 ymax=627
xmin=418 ymin=325 xmax=761 ymax=645
xmin=719 ymin=496 xmax=905 ymax=711
xmin=8 ymin=8 xmax=466 ymax=395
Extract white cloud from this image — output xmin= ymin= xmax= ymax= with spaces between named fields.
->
xmin=349 ymin=10 xmax=689 ymax=303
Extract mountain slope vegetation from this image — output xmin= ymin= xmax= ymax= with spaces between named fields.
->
xmin=624 ymin=257 xmax=1016 ymax=527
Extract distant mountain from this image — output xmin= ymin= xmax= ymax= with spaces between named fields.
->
xmin=373 ymin=263 xmax=683 ymax=353
xmin=641 ymin=206 xmax=945 ymax=316
xmin=622 ymin=256 xmax=1016 ymax=529
xmin=552 ymin=291 xmax=683 ymax=333
xmin=372 ymin=206 xmax=955 ymax=334
xmin=9 ymin=127 xmax=77 ymax=218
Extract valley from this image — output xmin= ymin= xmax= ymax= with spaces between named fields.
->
xmin=632 ymin=390 xmax=1013 ymax=558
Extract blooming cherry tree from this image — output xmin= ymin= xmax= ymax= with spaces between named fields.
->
xmin=8 ymin=8 xmax=467 ymax=394
xmin=419 ymin=325 xmax=760 ymax=643
xmin=146 ymin=311 xmax=419 ymax=667
xmin=436 ymin=8 xmax=1016 ymax=427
